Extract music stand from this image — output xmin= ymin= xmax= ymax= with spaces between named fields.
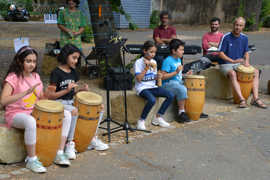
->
xmin=100 ymin=38 xmax=151 ymax=144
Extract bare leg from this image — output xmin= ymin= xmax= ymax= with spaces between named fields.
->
xmin=178 ymin=99 xmax=185 ymax=111
xmin=228 ymin=70 xmax=245 ymax=101
xmin=25 ymin=144 xmax=35 ymax=157
xmin=252 ymin=69 xmax=259 ymax=100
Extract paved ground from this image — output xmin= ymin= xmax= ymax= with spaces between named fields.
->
xmin=0 ymin=22 xmax=270 ymax=180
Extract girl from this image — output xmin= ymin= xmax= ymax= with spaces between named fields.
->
xmin=0 ymin=46 xmax=72 ymax=173
xmin=134 ymin=40 xmax=174 ymax=130
xmin=47 ymin=44 xmax=108 ymax=159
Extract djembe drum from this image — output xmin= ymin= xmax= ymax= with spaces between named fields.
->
xmin=184 ymin=75 xmax=205 ymax=120
xmin=74 ymin=91 xmax=102 ymax=153
xmin=232 ymin=65 xmax=255 ymax=104
xmin=32 ymin=100 xmax=64 ymax=167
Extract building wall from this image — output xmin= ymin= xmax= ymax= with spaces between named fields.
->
xmin=152 ymin=0 xmax=240 ymax=24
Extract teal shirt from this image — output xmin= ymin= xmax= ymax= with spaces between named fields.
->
xmin=161 ymin=55 xmax=183 ymax=83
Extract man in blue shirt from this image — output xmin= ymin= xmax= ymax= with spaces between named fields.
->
xmin=219 ymin=17 xmax=267 ymax=109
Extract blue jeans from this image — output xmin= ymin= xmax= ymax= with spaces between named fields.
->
xmin=162 ymin=80 xmax=188 ymax=101
xmin=139 ymin=87 xmax=174 ymax=120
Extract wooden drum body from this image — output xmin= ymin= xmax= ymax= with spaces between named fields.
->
xmin=232 ymin=65 xmax=255 ymax=104
xmin=184 ymin=75 xmax=205 ymax=121
xmin=74 ymin=91 xmax=102 ymax=153
xmin=32 ymin=100 xmax=64 ymax=167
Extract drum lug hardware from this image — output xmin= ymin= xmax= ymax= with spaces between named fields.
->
xmin=87 ymin=111 xmax=90 ymax=115
xmin=37 ymin=117 xmax=40 ymax=121
xmin=48 ymin=120 xmax=51 ymax=123
xmin=58 ymin=118 xmax=62 ymax=122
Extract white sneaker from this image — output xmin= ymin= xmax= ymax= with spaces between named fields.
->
xmin=152 ymin=117 xmax=170 ymax=127
xmin=137 ymin=119 xmax=146 ymax=130
xmin=88 ymin=136 xmax=109 ymax=151
xmin=65 ymin=141 xmax=76 ymax=160
xmin=54 ymin=153 xmax=71 ymax=166
xmin=26 ymin=157 xmax=47 ymax=173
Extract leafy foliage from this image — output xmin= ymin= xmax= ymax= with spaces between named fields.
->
xmin=150 ymin=10 xmax=160 ymax=29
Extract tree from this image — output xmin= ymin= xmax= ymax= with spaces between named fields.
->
xmin=243 ymin=0 xmax=263 ymax=31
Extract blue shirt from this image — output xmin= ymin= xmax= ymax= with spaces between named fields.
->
xmin=161 ymin=55 xmax=182 ymax=83
xmin=219 ymin=32 xmax=249 ymax=64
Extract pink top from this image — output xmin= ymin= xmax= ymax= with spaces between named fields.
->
xmin=4 ymin=72 xmax=43 ymax=128
xmin=202 ymin=32 xmax=223 ymax=55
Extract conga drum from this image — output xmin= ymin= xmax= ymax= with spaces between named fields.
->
xmin=184 ymin=75 xmax=205 ymax=120
xmin=232 ymin=65 xmax=255 ymax=104
xmin=32 ymin=100 xmax=64 ymax=167
xmin=74 ymin=91 xmax=102 ymax=153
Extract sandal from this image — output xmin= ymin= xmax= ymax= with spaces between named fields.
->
xmin=239 ymin=99 xmax=247 ymax=108
xmin=250 ymin=98 xmax=268 ymax=109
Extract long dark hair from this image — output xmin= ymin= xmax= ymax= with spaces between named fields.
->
xmin=57 ymin=44 xmax=83 ymax=67
xmin=141 ymin=40 xmax=156 ymax=56
xmin=4 ymin=46 xmax=38 ymax=80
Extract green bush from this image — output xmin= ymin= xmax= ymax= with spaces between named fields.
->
xmin=82 ymin=25 xmax=94 ymax=43
xmin=150 ymin=10 xmax=160 ymax=29
xmin=0 ymin=0 xmax=10 ymax=11
xmin=261 ymin=0 xmax=270 ymax=27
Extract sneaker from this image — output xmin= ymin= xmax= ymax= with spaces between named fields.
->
xmin=152 ymin=117 xmax=170 ymax=127
xmin=88 ymin=136 xmax=109 ymax=151
xmin=200 ymin=112 xmax=209 ymax=118
xmin=65 ymin=141 xmax=76 ymax=160
xmin=177 ymin=112 xmax=191 ymax=123
xmin=26 ymin=158 xmax=47 ymax=173
xmin=137 ymin=119 xmax=146 ymax=130
xmin=54 ymin=153 xmax=71 ymax=166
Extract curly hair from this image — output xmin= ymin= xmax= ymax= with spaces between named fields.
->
xmin=57 ymin=44 xmax=83 ymax=67
xmin=4 ymin=46 xmax=38 ymax=80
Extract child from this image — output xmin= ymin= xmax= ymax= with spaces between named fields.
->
xmin=161 ymin=39 xmax=191 ymax=123
xmin=47 ymin=44 xmax=108 ymax=158
xmin=0 ymin=46 xmax=72 ymax=173
xmin=134 ymin=40 xmax=174 ymax=130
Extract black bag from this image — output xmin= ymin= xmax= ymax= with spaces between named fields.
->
xmin=104 ymin=67 xmax=134 ymax=91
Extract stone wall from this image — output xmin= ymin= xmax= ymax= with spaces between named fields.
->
xmin=152 ymin=0 xmax=240 ymax=24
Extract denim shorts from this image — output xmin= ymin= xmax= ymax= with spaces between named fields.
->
xmin=162 ymin=80 xmax=188 ymax=101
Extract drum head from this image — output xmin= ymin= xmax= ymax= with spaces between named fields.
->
xmin=76 ymin=91 xmax=102 ymax=105
xmin=183 ymin=75 xmax=205 ymax=79
xmin=35 ymin=100 xmax=64 ymax=112
xmin=236 ymin=65 xmax=255 ymax=73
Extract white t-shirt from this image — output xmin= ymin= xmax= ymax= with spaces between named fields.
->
xmin=134 ymin=57 xmax=157 ymax=95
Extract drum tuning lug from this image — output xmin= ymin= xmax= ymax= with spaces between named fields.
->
xmin=87 ymin=111 xmax=90 ymax=114
xmin=48 ymin=120 xmax=51 ymax=123
xmin=37 ymin=117 xmax=40 ymax=121
xmin=58 ymin=119 xmax=62 ymax=122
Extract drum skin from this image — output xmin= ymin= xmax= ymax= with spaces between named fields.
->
xmin=232 ymin=70 xmax=254 ymax=104
xmin=184 ymin=75 xmax=205 ymax=121
xmin=74 ymin=91 xmax=102 ymax=153
xmin=32 ymin=100 xmax=64 ymax=167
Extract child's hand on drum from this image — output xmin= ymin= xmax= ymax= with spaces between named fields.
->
xmin=243 ymin=61 xmax=250 ymax=67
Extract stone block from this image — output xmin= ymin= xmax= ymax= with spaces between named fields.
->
xmin=41 ymin=55 xmax=59 ymax=75
xmin=111 ymin=93 xmax=179 ymax=127
xmin=200 ymin=67 xmax=232 ymax=99
xmin=111 ymin=93 xmax=159 ymax=127
xmin=0 ymin=125 xmax=26 ymax=164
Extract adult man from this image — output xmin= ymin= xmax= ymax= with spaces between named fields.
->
xmin=152 ymin=11 xmax=177 ymax=70
xmin=219 ymin=17 xmax=267 ymax=109
xmin=153 ymin=11 xmax=177 ymax=45
xmin=202 ymin=17 xmax=223 ymax=63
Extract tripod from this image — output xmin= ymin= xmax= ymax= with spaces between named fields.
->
xmin=100 ymin=39 xmax=151 ymax=144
